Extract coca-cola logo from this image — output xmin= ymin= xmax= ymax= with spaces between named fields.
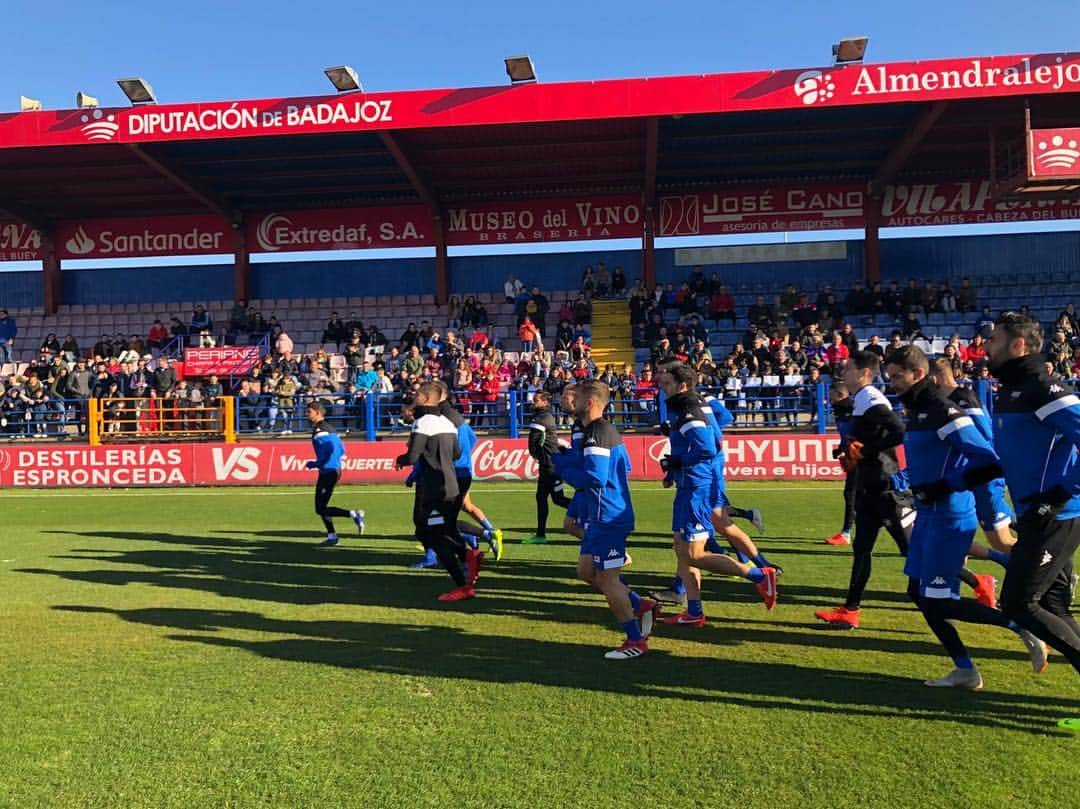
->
xmin=0 ymin=449 xmax=9 ymax=473
xmin=471 ymin=439 xmax=538 ymax=480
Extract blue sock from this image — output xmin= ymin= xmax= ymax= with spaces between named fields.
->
xmin=480 ymin=517 xmax=494 ymax=532
xmin=954 ymin=655 xmax=975 ymax=670
xmin=746 ymin=567 xmax=765 ymax=584
xmin=461 ymin=532 xmax=479 ymax=550
xmin=753 ymin=553 xmax=773 ymax=568
xmin=687 ymin=599 xmax=704 ymax=617
xmin=734 ymin=549 xmax=751 ymax=564
xmin=423 ymin=549 xmax=437 ymax=565
xmin=988 ymin=549 xmax=1010 ymax=568
xmin=705 ymin=537 xmax=724 ymax=554
xmin=622 ymin=618 xmax=643 ymax=642
xmin=627 ymin=590 xmax=642 ymax=610
xmin=670 ymin=575 xmax=686 ymax=596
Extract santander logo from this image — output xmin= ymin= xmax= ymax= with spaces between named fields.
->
xmin=471 ymin=439 xmax=538 ymax=480
xmin=65 ymin=226 xmax=96 ymax=255
xmin=1035 ymin=133 xmax=1080 ymax=171
xmin=80 ymin=109 xmax=121 ymax=142
xmin=793 ymin=70 xmax=836 ymax=105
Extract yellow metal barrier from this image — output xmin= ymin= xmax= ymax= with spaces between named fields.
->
xmin=88 ymin=395 xmax=236 ymax=445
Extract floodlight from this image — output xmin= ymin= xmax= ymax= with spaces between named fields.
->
xmin=504 ymin=55 xmax=537 ymax=83
xmin=324 ymin=65 xmax=362 ymax=92
xmin=117 ymin=77 xmax=156 ymax=104
xmin=833 ymin=36 xmax=869 ymax=65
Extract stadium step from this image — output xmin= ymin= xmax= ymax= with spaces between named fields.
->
xmin=590 ymin=299 xmax=635 ymax=367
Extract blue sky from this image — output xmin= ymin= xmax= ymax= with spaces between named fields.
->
xmin=3 ymin=0 xmax=1080 ymax=269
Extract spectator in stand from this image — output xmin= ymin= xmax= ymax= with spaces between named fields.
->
xmin=867 ymin=282 xmax=886 ymax=318
xmin=399 ymin=322 xmax=421 ymax=351
xmin=504 ymin=274 xmax=525 ymax=303
xmin=825 ymin=332 xmax=850 ymax=375
xmin=956 ymin=276 xmax=977 ymax=313
xmin=680 ymin=284 xmax=701 ymax=317
xmin=366 ymin=324 xmax=388 ymax=347
xmin=709 ymin=284 xmax=736 ymax=325
xmin=146 ymin=320 xmax=168 ymax=352
xmin=863 ymin=334 xmax=885 ymax=360
xmin=919 ymin=280 xmax=940 ymax=313
xmin=940 ymin=344 xmax=963 ymax=377
xmin=40 ymin=333 xmax=61 ymax=356
xmin=780 ymin=282 xmax=799 ymax=311
xmin=1071 ymin=346 xmax=1080 ymax=379
xmin=0 ymin=309 xmax=17 ymax=364
xmin=805 ymin=335 xmax=828 ymax=375
xmin=169 ymin=317 xmax=188 ymax=344
xmin=770 ymin=294 xmax=791 ymax=336
xmin=344 ymin=335 xmax=365 ymax=371
xmin=691 ymin=339 xmax=713 ymax=371
xmin=817 ymin=293 xmax=842 ymax=331
xmin=886 ymin=330 xmax=904 ymax=353
xmin=901 ymin=307 xmax=924 ymax=341
xmin=59 ymin=334 xmax=79 ymax=363
xmin=382 ymin=345 xmax=402 ymax=376
xmin=901 ymin=278 xmax=921 ymax=312
xmin=353 ymin=359 xmax=378 ymax=392
xmin=838 ymin=322 xmax=858 ymax=355
xmin=572 ymin=293 xmax=592 ymax=326
xmin=747 ymin=296 xmax=772 ymax=332
xmin=661 ymin=283 xmax=679 ymax=313
xmin=974 ymin=306 xmax=995 ymax=337
xmin=629 ymin=289 xmax=649 ymax=327
xmin=322 ymin=312 xmax=348 ymax=351
xmin=594 ymin=263 xmax=611 ymax=297
xmin=815 ymin=284 xmax=835 ymax=312
xmin=191 ymin=304 xmax=212 ymax=333
xmin=611 ymin=266 xmax=626 ymax=297
xmin=154 ymin=357 xmax=177 ymax=397
xmin=468 ymin=326 xmax=489 ymax=353
xmin=227 ymin=299 xmax=249 ymax=339
xmin=651 ymin=336 xmax=674 ymax=365
xmin=554 ymin=320 xmax=574 ymax=354
xmin=93 ymin=334 xmax=113 ymax=359
xmin=273 ymin=326 xmax=294 ymax=357
xmin=1055 ymin=303 xmax=1078 ymax=343
xmin=1047 ymin=329 xmax=1071 ymax=376
xmin=581 ymin=266 xmax=596 ymax=297
xmin=884 ymin=281 xmax=904 ymax=318
xmin=526 ymin=286 xmax=549 ymax=338
xmin=967 ymin=333 xmax=987 ymax=365
xmin=518 ymin=316 xmax=540 ymax=352
xmin=402 ymin=345 xmax=425 ymax=379
xmin=844 ymin=282 xmax=868 ymax=317
xmin=557 ymin=297 xmax=574 ymax=325
xmin=788 ymin=339 xmax=808 ymax=371
xmin=938 ymin=282 xmax=957 ymax=313
xmin=792 ymin=292 xmax=818 ymax=331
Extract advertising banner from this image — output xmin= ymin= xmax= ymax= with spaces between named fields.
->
xmin=0 ymin=434 xmax=843 ymax=488
xmin=1028 ymin=127 xmax=1080 ymax=179
xmin=182 ymin=348 xmax=261 ymax=377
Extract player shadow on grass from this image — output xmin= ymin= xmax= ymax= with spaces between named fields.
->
xmin=23 ymin=529 xmax=1042 ymax=668
xmin=53 ymin=603 xmax=1080 ymax=737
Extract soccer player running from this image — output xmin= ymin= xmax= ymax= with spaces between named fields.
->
xmin=525 ymin=391 xmax=572 ymax=543
xmin=408 ymin=385 xmax=503 ymax=568
xmin=395 ymin=382 xmax=481 ymax=602
xmin=930 ymin=357 xmax=1014 ymax=607
xmin=552 ymin=381 xmax=655 ymax=659
xmin=824 ymin=383 xmax=858 ymax=546
xmin=885 ymin=345 xmax=1047 ymax=688
xmin=306 ymin=401 xmax=365 ymax=546
xmin=815 ymin=351 xmax=914 ymax=629
xmin=987 ymin=312 xmax=1080 ymax=679
xmin=657 ymin=364 xmax=778 ymax=627
xmin=558 ymin=385 xmax=588 ymax=543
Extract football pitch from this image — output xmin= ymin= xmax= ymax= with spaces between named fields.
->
xmin=2 ymin=481 xmax=1078 ymax=808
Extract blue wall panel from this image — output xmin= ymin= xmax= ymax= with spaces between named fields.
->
xmin=61 ymin=264 xmax=233 ymax=304
xmin=0 ymin=271 xmax=44 ymax=308
xmin=449 ymin=249 xmax=643 ymax=295
xmin=251 ymin=258 xmax=435 ymax=299
xmin=880 ymin=232 xmax=1080 ymax=282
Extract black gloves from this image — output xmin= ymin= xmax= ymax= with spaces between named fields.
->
xmin=911 ymin=479 xmax=951 ymax=503
xmin=659 ymin=455 xmax=682 ymax=473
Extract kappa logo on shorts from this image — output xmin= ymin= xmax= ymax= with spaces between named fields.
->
xmin=931 ymin=577 xmax=947 ymax=585
xmin=607 ymin=549 xmax=622 ymax=558
xmin=1041 ymin=550 xmax=1054 ymax=566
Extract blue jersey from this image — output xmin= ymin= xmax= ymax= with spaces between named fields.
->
xmin=832 ymin=397 xmax=855 ymax=449
xmin=993 ymin=356 xmax=1080 ymax=520
xmin=666 ymin=392 xmax=717 ymax=489
xmin=947 ymin=385 xmax=993 ymax=442
xmin=311 ymin=422 xmax=346 ymax=471
xmin=900 ymin=379 xmax=1001 ymax=520
xmin=556 ymin=418 xmax=634 ymax=529
xmin=440 ymin=401 xmax=476 ymax=478
xmin=701 ymin=394 xmax=733 ymax=464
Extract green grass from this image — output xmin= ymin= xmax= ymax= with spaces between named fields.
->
xmin=1 ymin=481 xmax=1077 ymax=808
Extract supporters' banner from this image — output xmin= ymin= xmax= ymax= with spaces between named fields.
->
xmin=659 ymin=180 xmax=1080 ymax=237
xmin=0 ymin=54 xmax=1078 ymax=149
xmin=1029 ymin=127 xmax=1080 ymax=179
xmin=0 ymin=434 xmax=842 ymax=488
xmin=56 ymin=215 xmax=231 ymax=260
xmin=248 ymin=206 xmax=431 ymax=252
xmin=444 ymin=196 xmax=643 ymax=244
xmin=183 ymin=347 xmax=261 ymax=376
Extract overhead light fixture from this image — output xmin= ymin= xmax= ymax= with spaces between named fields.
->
xmin=76 ymin=91 xmax=99 ymax=108
xmin=832 ymin=36 xmax=869 ymax=65
xmin=324 ymin=65 xmax=362 ymax=93
xmin=504 ymin=55 xmax=537 ymax=84
xmin=117 ymin=77 xmax=156 ymax=104
xmin=20 ymin=95 xmax=42 ymax=111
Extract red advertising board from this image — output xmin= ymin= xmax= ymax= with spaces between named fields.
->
xmin=443 ymin=195 xmax=643 ymax=244
xmin=183 ymin=347 xmax=261 ymax=376
xmin=247 ymin=206 xmax=431 ymax=253
xmin=0 ymin=53 xmax=1077 ymax=150
xmin=1028 ymin=127 xmax=1080 ymax=179
xmin=0 ymin=434 xmax=842 ymax=488
xmin=55 ymin=214 xmax=231 ymax=260
xmin=659 ymin=180 xmax=1080 ymax=237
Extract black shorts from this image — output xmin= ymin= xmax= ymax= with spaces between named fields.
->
xmin=315 ymin=470 xmax=340 ymax=513
xmin=453 ymin=474 xmax=472 ymax=512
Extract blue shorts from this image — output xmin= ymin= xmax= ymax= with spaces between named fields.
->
xmin=672 ymin=487 xmax=714 ymax=541
xmin=903 ymin=510 xmax=977 ymax=600
xmin=973 ymin=478 xmax=1014 ymax=531
xmin=580 ymin=524 xmax=630 ymax=570
xmin=710 ymin=464 xmax=730 ymax=510
xmin=566 ymin=491 xmax=586 ymax=523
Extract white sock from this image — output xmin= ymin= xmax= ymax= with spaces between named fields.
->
xmin=327 ymin=533 xmax=337 ymax=540
xmin=350 ymin=510 xmax=359 ymax=519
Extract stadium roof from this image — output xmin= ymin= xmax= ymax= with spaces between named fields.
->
xmin=2 ymin=50 xmax=1079 ymax=310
